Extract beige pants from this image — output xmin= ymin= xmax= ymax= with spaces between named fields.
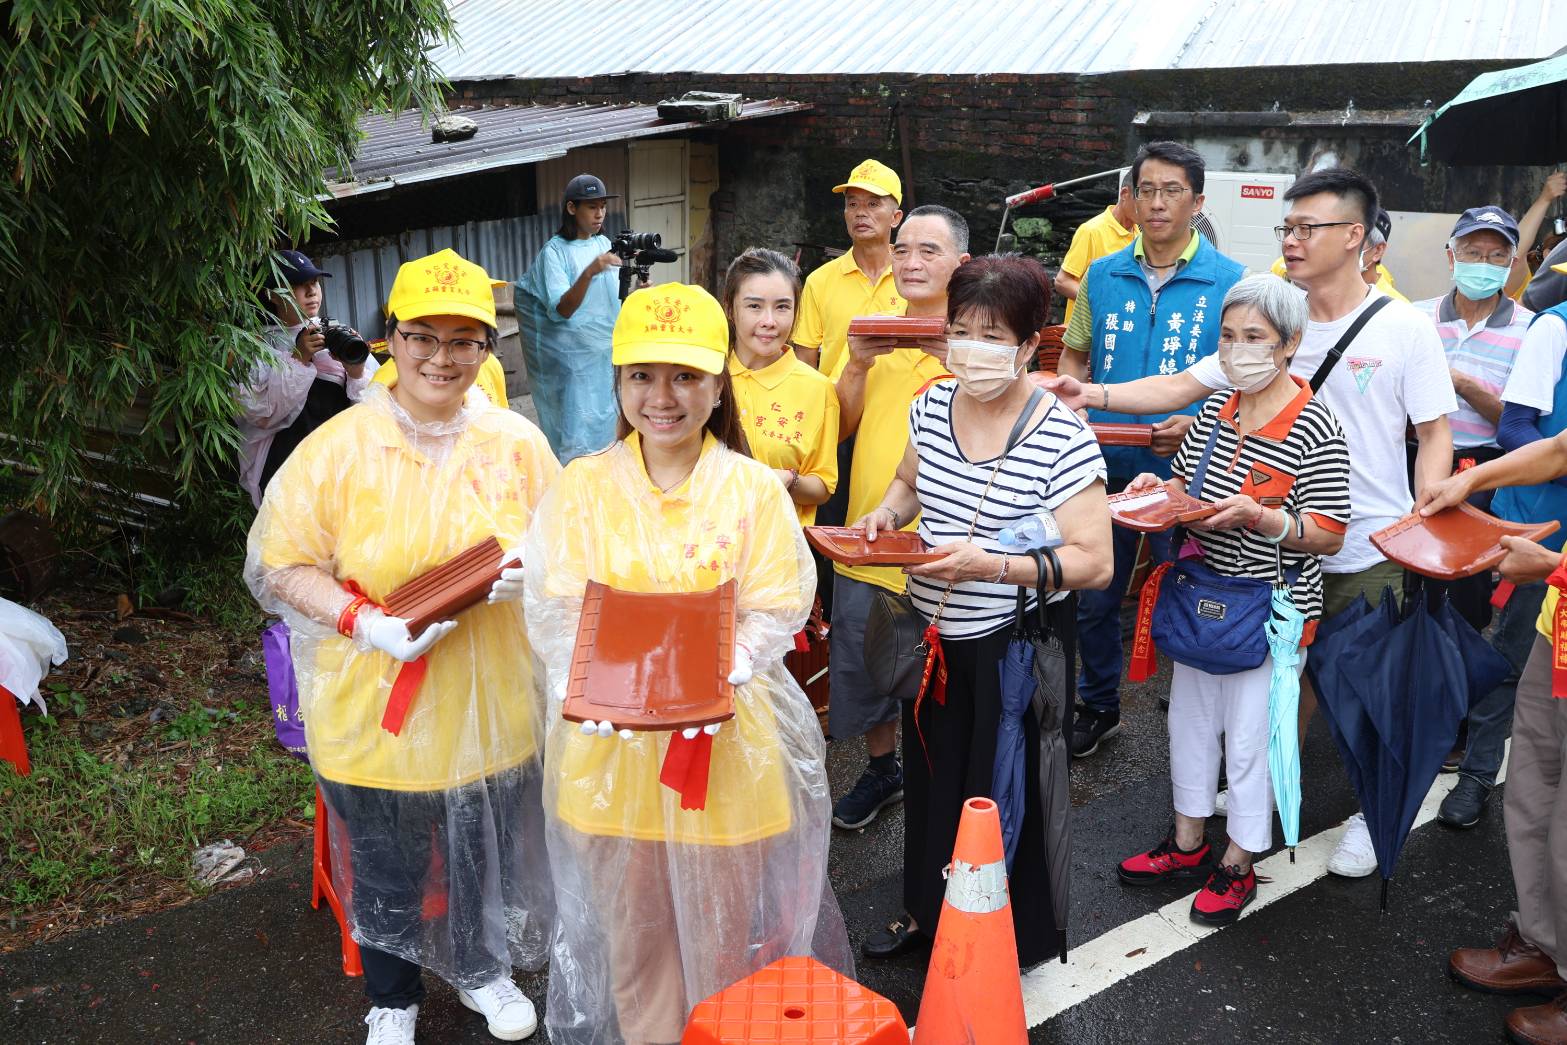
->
xmin=1505 ymin=635 xmax=1567 ymax=978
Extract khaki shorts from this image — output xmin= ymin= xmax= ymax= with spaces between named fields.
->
xmin=1320 ymin=559 xmax=1406 ymax=620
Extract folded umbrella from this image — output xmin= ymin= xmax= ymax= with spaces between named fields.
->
xmin=1320 ymin=591 xmax=1470 ymax=910
xmin=994 ymin=637 xmax=1034 ymax=870
xmin=1264 ymin=587 xmax=1306 ymax=853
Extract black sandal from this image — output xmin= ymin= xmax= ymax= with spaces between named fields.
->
xmin=862 ymin=914 xmax=930 ymax=959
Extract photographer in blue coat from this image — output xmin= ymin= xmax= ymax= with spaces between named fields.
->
xmin=1057 ymin=140 xmax=1246 ymax=760
xmin=517 ymin=173 xmax=626 ymax=465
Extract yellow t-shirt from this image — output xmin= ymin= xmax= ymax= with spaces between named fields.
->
xmin=836 ymin=346 xmax=953 ymax=593
xmin=373 ymin=353 xmax=510 ymax=408
xmin=729 ymin=348 xmax=841 ymax=525
xmin=538 ymin=433 xmax=811 ymax=845
xmin=252 ymin=393 xmax=560 ymax=791
xmin=1540 ymin=587 xmax=1560 ymax=641
xmin=1269 ymin=257 xmax=1408 ymax=303
xmin=795 ymin=250 xmax=904 ymax=378
xmin=1060 ymin=206 xmax=1136 ymax=325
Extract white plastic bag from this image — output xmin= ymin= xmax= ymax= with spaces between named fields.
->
xmin=0 ymin=597 xmax=68 ymax=713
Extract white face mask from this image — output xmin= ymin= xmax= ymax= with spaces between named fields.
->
xmin=946 ymin=339 xmax=1022 ymax=402
xmin=1217 ymin=341 xmax=1280 ymax=393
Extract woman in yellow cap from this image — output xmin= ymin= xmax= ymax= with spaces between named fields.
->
xmin=721 ymin=248 xmax=839 ymax=524
xmin=246 ymin=248 xmax=557 ymax=1045
xmin=524 ymin=283 xmax=850 ymax=1044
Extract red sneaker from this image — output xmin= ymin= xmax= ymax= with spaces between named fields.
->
xmin=1118 ymin=827 xmax=1212 ymax=886
xmin=1191 ymin=863 xmax=1257 ymax=925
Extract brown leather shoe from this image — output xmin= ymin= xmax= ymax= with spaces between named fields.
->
xmin=1451 ymin=925 xmax=1567 ymax=995
xmin=1507 ymin=991 xmax=1567 ymax=1045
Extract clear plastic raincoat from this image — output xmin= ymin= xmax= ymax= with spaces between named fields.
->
xmin=245 ymin=383 xmax=558 ymax=987
xmin=524 ymin=431 xmax=852 ymax=1045
xmin=517 ymin=235 xmax=621 ymax=464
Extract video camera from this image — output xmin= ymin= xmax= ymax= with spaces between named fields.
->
xmin=610 ymin=230 xmax=680 ymax=300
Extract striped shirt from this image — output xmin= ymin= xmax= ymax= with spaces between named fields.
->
xmin=1412 ymin=292 xmax=1534 ymax=449
xmin=1170 ymin=381 xmax=1351 ymax=629
xmin=908 ymin=383 xmax=1106 ymax=639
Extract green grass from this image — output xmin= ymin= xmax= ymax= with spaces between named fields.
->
xmin=0 ymin=715 xmax=314 ymax=910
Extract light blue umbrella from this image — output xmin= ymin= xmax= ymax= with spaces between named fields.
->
xmin=1265 ymin=586 xmax=1306 ymax=855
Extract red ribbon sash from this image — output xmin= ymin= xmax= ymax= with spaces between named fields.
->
xmin=1128 ymin=561 xmax=1173 ymax=683
xmin=344 ymin=579 xmax=432 ymax=736
xmin=911 ymin=623 xmax=948 ymax=771
xmin=659 ymin=731 xmax=715 ymax=810
xmin=1550 ymin=554 xmax=1567 ymax=700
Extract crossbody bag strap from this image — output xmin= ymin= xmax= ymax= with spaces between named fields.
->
xmin=1184 ymin=408 xmax=1226 ymax=501
xmin=931 ymin=385 xmax=1047 ymax=627
xmin=1308 ymin=293 xmax=1392 ymax=392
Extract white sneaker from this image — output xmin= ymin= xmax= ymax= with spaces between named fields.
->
xmin=1213 ymin=789 xmax=1228 ymax=817
xmin=365 ymin=1004 xmax=418 ymax=1045
xmin=1327 ymin=812 xmax=1378 ymax=878
xmin=458 ymin=976 xmax=538 ymax=1040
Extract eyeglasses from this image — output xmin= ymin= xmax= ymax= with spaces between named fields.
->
xmin=1274 ymin=221 xmax=1358 ymax=242
xmin=395 ymin=329 xmax=489 ymax=365
xmin=1453 ymin=247 xmax=1515 ymax=266
xmin=1133 ymin=184 xmax=1191 ymax=202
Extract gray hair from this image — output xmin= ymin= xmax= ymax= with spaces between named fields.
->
xmin=1220 ymin=273 xmax=1307 ymax=345
xmin=1367 ymin=225 xmax=1387 ymax=249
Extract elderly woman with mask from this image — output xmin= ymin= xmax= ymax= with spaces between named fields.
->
xmin=1114 ymin=273 xmax=1350 ymax=925
xmin=855 ymin=253 xmax=1112 ymax=966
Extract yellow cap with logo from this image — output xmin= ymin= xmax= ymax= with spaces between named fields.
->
xmin=612 ymin=284 xmax=729 ymax=375
xmin=385 ymin=248 xmax=498 ymax=328
xmin=1554 ymin=261 xmax=1567 ymax=276
xmin=833 ymin=158 xmax=903 ymax=205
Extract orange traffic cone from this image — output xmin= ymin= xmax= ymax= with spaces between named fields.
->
xmin=911 ymin=796 xmax=1027 ymax=1044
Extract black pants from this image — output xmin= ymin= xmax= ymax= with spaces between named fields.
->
xmin=902 ymin=629 xmax=1059 ymax=966
xmin=319 ymin=768 xmax=537 ymax=1009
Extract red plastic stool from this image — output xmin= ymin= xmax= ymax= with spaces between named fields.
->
xmin=311 ymin=786 xmax=363 ymax=977
xmin=682 ymin=955 xmax=909 ymax=1044
xmin=0 ymin=686 xmax=31 ymax=776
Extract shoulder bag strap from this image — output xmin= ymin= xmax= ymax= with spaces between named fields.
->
xmin=1185 ymin=406 xmax=1225 ymax=501
xmin=1309 ymin=294 xmax=1392 ymax=392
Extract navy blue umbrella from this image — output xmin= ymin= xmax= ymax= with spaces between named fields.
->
xmin=994 ymin=637 xmax=1035 ymax=869
xmin=1314 ymin=590 xmax=1470 ymax=909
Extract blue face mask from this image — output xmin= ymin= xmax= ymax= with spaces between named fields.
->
xmin=1453 ymin=260 xmax=1509 ymax=301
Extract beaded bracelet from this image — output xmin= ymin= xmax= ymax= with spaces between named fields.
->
xmin=994 ymin=555 xmax=1011 ymax=584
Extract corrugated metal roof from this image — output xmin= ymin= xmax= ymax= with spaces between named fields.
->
xmin=430 ymin=0 xmax=1567 ymax=80
xmin=327 ymin=99 xmax=805 ymax=197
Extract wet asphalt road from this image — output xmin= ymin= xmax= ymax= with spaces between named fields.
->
xmin=0 ymin=613 xmax=1532 ymax=1044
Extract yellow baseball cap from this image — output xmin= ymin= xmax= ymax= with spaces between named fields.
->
xmin=833 ymin=158 xmax=903 ymax=205
xmin=1553 ymin=261 xmax=1567 ymax=276
xmin=385 ymin=248 xmax=498 ymax=328
xmin=612 ymin=284 xmax=728 ymax=375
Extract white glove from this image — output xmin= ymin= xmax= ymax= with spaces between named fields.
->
xmin=727 ymin=644 xmax=754 ymax=687
xmin=361 ymin=609 xmax=457 ymax=662
xmin=579 ymin=719 xmax=635 ymax=741
xmin=487 ymin=547 xmax=527 ymax=603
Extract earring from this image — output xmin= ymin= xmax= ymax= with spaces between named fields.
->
xmin=713 ymin=398 xmax=722 ymax=408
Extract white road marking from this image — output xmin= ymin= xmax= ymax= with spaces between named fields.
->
xmin=1015 ymin=748 xmax=1509 ymax=1027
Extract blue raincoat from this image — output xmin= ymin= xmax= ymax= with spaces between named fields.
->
xmin=517 ymin=235 xmax=621 ymax=464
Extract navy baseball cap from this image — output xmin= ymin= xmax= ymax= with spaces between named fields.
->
xmin=1373 ymin=208 xmax=1393 ymax=242
xmin=277 ymin=249 xmax=330 ymax=285
xmin=563 ymin=173 xmax=619 ymax=203
xmin=1451 ymin=206 xmax=1520 ymax=247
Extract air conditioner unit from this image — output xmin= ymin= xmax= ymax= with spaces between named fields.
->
xmin=1192 ymin=171 xmax=1296 ymax=274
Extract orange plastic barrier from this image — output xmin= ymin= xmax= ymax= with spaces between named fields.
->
xmin=0 ymin=686 xmax=30 ymax=776
xmin=911 ymin=797 xmax=1027 ymax=1044
xmin=682 ymin=955 xmax=908 ymax=1044
xmin=311 ymin=787 xmax=364 ymax=977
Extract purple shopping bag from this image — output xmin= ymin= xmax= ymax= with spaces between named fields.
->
xmin=261 ymin=620 xmax=307 ymax=762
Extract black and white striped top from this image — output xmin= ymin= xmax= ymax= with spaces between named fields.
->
xmin=1170 ymin=385 xmax=1352 ymax=627
xmin=909 ymin=382 xmax=1107 ymax=639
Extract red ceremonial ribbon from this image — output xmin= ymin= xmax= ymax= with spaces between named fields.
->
xmin=1548 ymin=553 xmax=1567 ymax=699
xmin=911 ymin=623 xmax=949 ymax=771
xmin=343 ymin=580 xmax=429 ymax=737
xmin=792 ymin=629 xmax=811 ymax=653
xmin=1128 ymin=561 xmax=1173 ymax=683
xmin=659 ymin=731 xmax=715 ymax=810
xmin=1491 ymin=580 xmax=1516 ymax=610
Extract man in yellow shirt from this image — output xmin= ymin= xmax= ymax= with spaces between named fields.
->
xmin=1055 ymin=170 xmax=1137 ymax=325
xmin=794 ymin=159 xmax=907 ymax=376
xmin=829 ymin=204 xmax=969 ymax=831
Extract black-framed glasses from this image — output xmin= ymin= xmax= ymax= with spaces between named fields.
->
xmin=395 ymin=328 xmax=489 ymax=365
xmin=1274 ymin=221 xmax=1358 ymax=242
xmin=1133 ymin=184 xmax=1191 ymax=202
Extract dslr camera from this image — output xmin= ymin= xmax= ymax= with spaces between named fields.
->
xmin=610 ymin=230 xmax=679 ymax=300
xmin=311 ymin=318 xmax=371 ymax=366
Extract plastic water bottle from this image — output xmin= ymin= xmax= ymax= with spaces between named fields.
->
xmin=997 ymin=510 xmax=1063 ymax=550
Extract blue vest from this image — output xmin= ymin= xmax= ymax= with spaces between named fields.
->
xmin=1492 ymin=302 xmax=1567 ymax=552
xmin=1081 ymin=234 xmax=1246 ymax=479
